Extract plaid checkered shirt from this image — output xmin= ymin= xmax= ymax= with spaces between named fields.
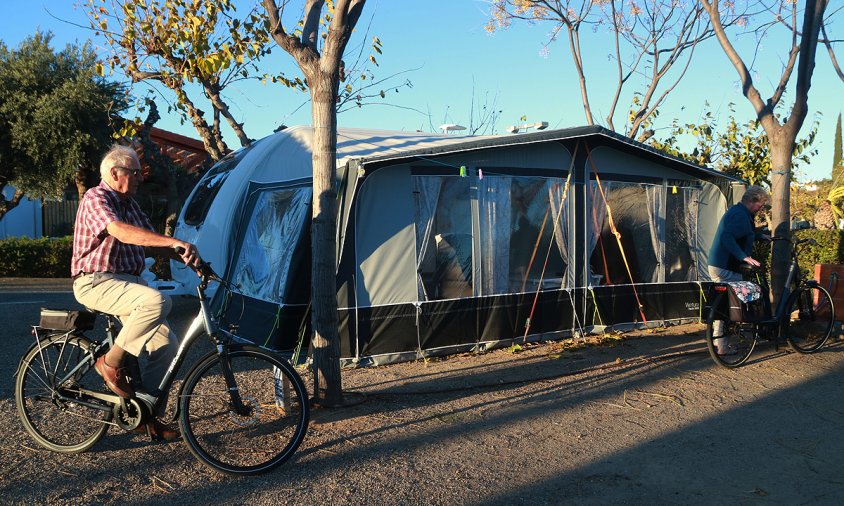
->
xmin=71 ymin=181 xmax=153 ymax=277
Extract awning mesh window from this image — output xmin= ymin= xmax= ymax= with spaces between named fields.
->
xmin=413 ymin=174 xmax=569 ymax=301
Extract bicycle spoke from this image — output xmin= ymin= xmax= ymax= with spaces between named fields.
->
xmin=15 ymin=335 xmax=111 ymax=453
xmin=783 ymin=286 xmax=833 ymax=353
xmin=180 ymin=349 xmax=309 ymax=475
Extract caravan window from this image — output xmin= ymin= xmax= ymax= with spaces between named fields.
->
xmin=413 ymin=173 xmax=569 ymax=301
xmin=229 ymin=186 xmax=311 ymax=303
xmin=183 ymin=149 xmax=249 ymax=226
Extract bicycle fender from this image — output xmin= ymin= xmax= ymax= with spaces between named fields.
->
xmin=12 ymin=342 xmax=43 ymax=379
xmin=704 ymin=291 xmax=727 ymax=322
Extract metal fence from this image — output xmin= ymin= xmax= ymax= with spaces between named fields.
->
xmin=42 ymin=200 xmax=78 ymax=237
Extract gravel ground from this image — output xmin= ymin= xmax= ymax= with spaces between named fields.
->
xmin=2 ymin=281 xmax=844 ymax=505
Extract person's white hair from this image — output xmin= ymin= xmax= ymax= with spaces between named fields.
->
xmin=99 ymin=144 xmax=139 ymax=180
xmin=741 ymin=185 xmax=769 ymax=205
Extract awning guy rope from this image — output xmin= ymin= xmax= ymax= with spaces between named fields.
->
xmin=585 ymin=142 xmax=648 ymax=324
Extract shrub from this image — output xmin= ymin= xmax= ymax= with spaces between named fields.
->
xmin=793 ymin=229 xmax=844 ymax=271
xmin=0 ymin=236 xmax=73 ymax=277
xmin=0 ymin=236 xmax=174 ymax=279
xmin=752 ymin=229 xmax=844 ymax=278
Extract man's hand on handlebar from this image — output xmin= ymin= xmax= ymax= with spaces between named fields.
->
xmin=172 ymin=242 xmax=201 ymax=268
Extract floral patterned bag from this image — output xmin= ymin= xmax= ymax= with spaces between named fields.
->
xmin=725 ymin=281 xmax=766 ymax=322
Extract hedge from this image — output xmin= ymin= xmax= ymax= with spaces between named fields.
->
xmin=752 ymin=229 xmax=844 ymax=277
xmin=0 ymin=236 xmax=171 ymax=279
xmin=0 ymin=236 xmax=73 ymax=277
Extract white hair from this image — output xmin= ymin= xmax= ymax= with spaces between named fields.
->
xmin=99 ymin=144 xmax=139 ymax=180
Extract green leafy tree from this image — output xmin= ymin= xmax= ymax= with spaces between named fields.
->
xmin=701 ymin=0 xmax=830 ymax=304
xmin=82 ymin=0 xmax=287 ymax=160
xmin=650 ymin=103 xmax=819 ymax=186
xmin=790 ymin=178 xmax=830 ymax=226
xmin=0 ymin=31 xmax=127 ymax=220
xmin=83 ymin=0 xmax=400 ymax=161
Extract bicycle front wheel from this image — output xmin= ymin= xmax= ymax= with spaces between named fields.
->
xmin=705 ymin=320 xmax=757 ymax=368
xmin=179 ymin=346 xmax=310 ymax=476
xmin=781 ymin=285 xmax=834 ymax=353
xmin=15 ymin=333 xmax=111 ymax=453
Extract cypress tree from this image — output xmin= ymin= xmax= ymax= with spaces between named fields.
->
xmin=834 ymin=113 xmax=843 ymax=184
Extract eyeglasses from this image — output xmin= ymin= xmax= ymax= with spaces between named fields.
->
xmin=114 ymin=166 xmax=142 ymax=177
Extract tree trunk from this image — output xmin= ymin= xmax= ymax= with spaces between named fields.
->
xmin=309 ymin=69 xmax=343 ymax=407
xmin=74 ymin=168 xmax=88 ymax=200
xmin=768 ymin=134 xmax=795 ymax=306
xmin=174 ymin=88 xmax=227 ymax=161
xmin=0 ymin=186 xmax=24 ymax=222
xmin=164 ymin=168 xmax=180 ymax=237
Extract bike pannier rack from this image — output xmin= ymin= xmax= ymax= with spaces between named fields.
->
xmin=38 ymin=308 xmax=96 ymax=331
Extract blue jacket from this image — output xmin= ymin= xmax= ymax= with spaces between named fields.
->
xmin=708 ymin=203 xmax=758 ymax=272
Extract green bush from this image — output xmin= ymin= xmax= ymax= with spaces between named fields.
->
xmin=0 ymin=236 xmax=174 ymax=279
xmin=792 ymin=229 xmax=844 ymax=271
xmin=0 ymin=236 xmax=73 ymax=277
xmin=752 ymin=229 xmax=844 ymax=278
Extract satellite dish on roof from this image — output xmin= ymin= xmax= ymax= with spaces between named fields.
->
xmin=439 ymin=124 xmax=467 ymax=133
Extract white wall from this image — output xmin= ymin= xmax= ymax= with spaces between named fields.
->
xmin=0 ymin=186 xmax=42 ymax=239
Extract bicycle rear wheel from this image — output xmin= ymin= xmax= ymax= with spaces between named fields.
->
xmin=705 ymin=320 xmax=757 ymax=368
xmin=179 ymin=346 xmax=309 ymax=476
xmin=15 ymin=333 xmax=111 ymax=453
xmin=781 ymin=285 xmax=834 ymax=353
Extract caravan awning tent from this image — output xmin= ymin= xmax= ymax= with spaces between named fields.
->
xmin=172 ymin=125 xmax=744 ymax=365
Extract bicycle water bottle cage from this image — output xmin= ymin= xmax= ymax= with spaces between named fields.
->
xmin=38 ymin=308 xmax=97 ymax=331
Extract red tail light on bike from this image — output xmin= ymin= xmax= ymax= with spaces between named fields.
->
xmin=714 ymin=286 xmax=728 ymax=292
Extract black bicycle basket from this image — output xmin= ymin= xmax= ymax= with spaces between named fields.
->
xmin=38 ymin=308 xmax=97 ymax=331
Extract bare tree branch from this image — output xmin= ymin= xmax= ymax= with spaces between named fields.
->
xmin=821 ymin=22 xmax=844 ymax=82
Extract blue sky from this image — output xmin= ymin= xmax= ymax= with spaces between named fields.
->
xmin=2 ymin=1 xmax=841 ymax=182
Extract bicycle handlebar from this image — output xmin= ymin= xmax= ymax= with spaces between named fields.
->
xmin=767 ymin=236 xmax=818 ymax=247
xmin=173 ymin=246 xmax=220 ymax=287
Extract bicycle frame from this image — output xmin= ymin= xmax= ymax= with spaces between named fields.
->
xmin=143 ymin=281 xmax=249 ymax=418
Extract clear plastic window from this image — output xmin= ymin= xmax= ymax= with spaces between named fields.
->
xmin=183 ymin=150 xmax=249 ymax=226
xmin=230 ymin=186 xmax=311 ymax=303
xmin=414 ymin=177 xmax=473 ymax=300
xmin=665 ymin=186 xmax=699 ymax=282
xmin=413 ymin=174 xmax=569 ymax=300
xmin=589 ymin=182 xmax=659 ymax=285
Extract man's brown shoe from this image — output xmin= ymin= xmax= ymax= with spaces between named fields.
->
xmin=132 ymin=418 xmax=180 ymax=442
xmin=94 ymin=355 xmax=135 ymax=398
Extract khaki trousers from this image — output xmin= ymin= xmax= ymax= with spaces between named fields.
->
xmin=73 ymin=272 xmax=178 ymax=409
